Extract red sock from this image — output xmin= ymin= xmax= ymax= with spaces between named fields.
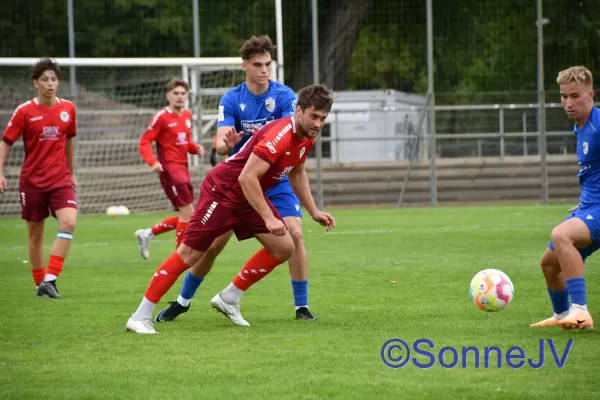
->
xmin=175 ymin=221 xmax=188 ymax=248
xmin=47 ymin=255 xmax=65 ymax=277
xmin=32 ymin=267 xmax=46 ymax=286
xmin=144 ymin=252 xmax=191 ymax=303
xmin=151 ymin=215 xmax=179 ymax=236
xmin=232 ymin=248 xmax=284 ymax=291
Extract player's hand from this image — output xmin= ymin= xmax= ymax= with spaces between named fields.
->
xmin=196 ymin=144 xmax=205 ymax=157
xmin=266 ymin=216 xmax=287 ymax=236
xmin=311 ymin=211 xmax=336 ymax=232
xmin=223 ymin=127 xmax=242 ymax=149
xmin=0 ymin=174 xmax=7 ymax=194
xmin=568 ymin=204 xmax=580 ymax=212
xmin=71 ymin=175 xmax=78 ymax=191
xmin=151 ymin=162 xmax=164 ymax=173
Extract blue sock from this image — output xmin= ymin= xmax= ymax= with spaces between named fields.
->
xmin=565 ymin=277 xmax=587 ymax=306
xmin=291 ymin=280 xmax=308 ymax=308
xmin=548 ymin=288 xmax=570 ymax=314
xmin=180 ymin=272 xmax=204 ymax=300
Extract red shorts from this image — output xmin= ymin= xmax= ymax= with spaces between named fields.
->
xmin=20 ymin=186 xmax=78 ymax=222
xmin=182 ymin=194 xmax=283 ymax=252
xmin=159 ymin=172 xmax=194 ymax=211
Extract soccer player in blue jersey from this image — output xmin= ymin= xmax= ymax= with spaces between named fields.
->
xmin=155 ymin=35 xmax=318 ymax=322
xmin=531 ymin=66 xmax=597 ymax=330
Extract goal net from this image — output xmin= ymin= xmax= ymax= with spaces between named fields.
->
xmin=0 ymin=58 xmax=278 ymax=216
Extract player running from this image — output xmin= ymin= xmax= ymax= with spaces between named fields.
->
xmin=531 ymin=66 xmax=597 ymax=330
xmin=125 ymin=84 xmax=335 ymax=334
xmin=0 ymin=58 xmax=78 ymax=299
xmin=155 ymin=35 xmax=319 ymax=323
xmin=134 ymin=78 xmax=204 ymax=257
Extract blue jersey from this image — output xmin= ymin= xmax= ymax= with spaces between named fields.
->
xmin=576 ymin=105 xmax=600 ymax=205
xmin=217 ymin=80 xmax=297 ymax=156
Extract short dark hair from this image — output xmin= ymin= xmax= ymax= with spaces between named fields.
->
xmin=297 ymin=84 xmax=334 ymax=113
xmin=166 ymin=78 xmax=190 ymax=92
xmin=32 ymin=58 xmax=60 ymax=80
xmin=239 ymin=35 xmax=275 ymax=60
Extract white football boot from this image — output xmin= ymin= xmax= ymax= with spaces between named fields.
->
xmin=210 ymin=293 xmax=250 ymax=327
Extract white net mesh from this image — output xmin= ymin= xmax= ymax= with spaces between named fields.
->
xmin=0 ymin=59 xmax=250 ymax=216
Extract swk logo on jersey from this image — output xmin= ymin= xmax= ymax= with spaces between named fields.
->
xmin=175 ymin=132 xmax=188 ymax=146
xmin=40 ymin=126 xmax=60 ymax=141
xmin=274 ymin=166 xmax=294 ymax=180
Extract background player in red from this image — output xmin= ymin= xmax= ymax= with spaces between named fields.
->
xmin=0 ymin=58 xmax=78 ymax=299
xmin=135 ymin=78 xmax=204 ymax=258
xmin=126 ymin=84 xmax=335 ymax=333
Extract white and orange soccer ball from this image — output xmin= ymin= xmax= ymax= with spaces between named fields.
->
xmin=469 ymin=269 xmax=514 ymax=312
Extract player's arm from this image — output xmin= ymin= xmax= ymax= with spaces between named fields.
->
xmin=0 ymin=107 xmax=25 ymax=194
xmin=65 ymin=106 xmax=77 ymax=189
xmin=0 ymin=141 xmax=10 ymax=194
xmin=238 ymin=154 xmax=276 ymax=220
xmin=139 ymin=115 xmax=163 ymax=172
xmin=186 ymin=133 xmax=205 ymax=157
xmin=216 ymin=94 xmax=242 ymax=156
xmin=288 ymin=163 xmax=335 ymax=231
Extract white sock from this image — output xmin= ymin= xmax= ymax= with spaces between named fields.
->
xmin=572 ymin=303 xmax=589 ymax=312
xmin=132 ymin=297 xmax=156 ymax=320
xmin=554 ymin=311 xmax=569 ymax=319
xmin=177 ymin=295 xmax=191 ymax=307
xmin=295 ymin=305 xmax=308 ymax=310
xmin=43 ymin=274 xmax=57 ymax=282
xmin=145 ymin=228 xmax=154 ymax=237
xmin=220 ymin=283 xmax=244 ymax=304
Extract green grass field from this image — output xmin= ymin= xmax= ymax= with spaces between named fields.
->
xmin=1 ymin=205 xmax=599 ymax=399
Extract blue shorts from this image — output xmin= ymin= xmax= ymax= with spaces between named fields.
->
xmin=266 ymin=179 xmax=302 ymax=218
xmin=548 ymin=203 xmax=600 ymax=261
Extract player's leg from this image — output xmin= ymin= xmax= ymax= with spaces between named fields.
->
xmin=212 ymin=206 xmax=295 ymax=326
xmin=37 ymin=206 xmax=77 ymax=298
xmin=155 ymin=230 xmax=234 ymax=323
xmin=27 ymin=220 xmax=46 ymax=296
xmin=126 ymin=195 xmax=233 ymax=334
xmin=175 ymin=202 xmax=194 ymax=248
xmin=20 ymin=188 xmax=49 ymax=295
xmin=269 ymin=187 xmax=316 ymax=320
xmin=551 ymin=207 xmax=598 ymax=329
xmin=530 ymin=247 xmax=570 ymax=327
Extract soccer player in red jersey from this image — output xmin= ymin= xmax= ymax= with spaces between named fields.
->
xmin=126 ymin=84 xmax=335 ymax=333
xmin=135 ymin=78 xmax=204 ymax=258
xmin=0 ymin=58 xmax=78 ymax=299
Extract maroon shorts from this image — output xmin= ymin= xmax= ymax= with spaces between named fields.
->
xmin=20 ymin=186 xmax=78 ymax=222
xmin=159 ymin=173 xmax=194 ymax=211
xmin=182 ymin=194 xmax=283 ymax=252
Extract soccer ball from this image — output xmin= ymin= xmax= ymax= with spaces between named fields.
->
xmin=105 ymin=205 xmax=130 ymax=216
xmin=469 ymin=269 xmax=514 ymax=312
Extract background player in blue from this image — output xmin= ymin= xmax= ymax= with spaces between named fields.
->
xmin=155 ymin=35 xmax=318 ymax=322
xmin=531 ymin=66 xmax=597 ymax=330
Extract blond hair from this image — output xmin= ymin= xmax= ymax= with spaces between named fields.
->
xmin=556 ymin=66 xmax=593 ymax=87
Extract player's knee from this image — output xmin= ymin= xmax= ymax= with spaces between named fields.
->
xmin=540 ymin=254 xmax=560 ymax=276
xmin=273 ymin=239 xmax=295 ymax=261
xmin=289 ymin=229 xmax=304 ymax=246
xmin=177 ymin=245 xmax=202 ymax=266
xmin=59 ymin=218 xmax=76 ymax=233
xmin=550 ymin=227 xmax=569 ymax=247
xmin=206 ymin=242 xmax=225 ymax=259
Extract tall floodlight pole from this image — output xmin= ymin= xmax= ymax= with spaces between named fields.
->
xmin=192 ymin=0 xmax=201 ymax=168
xmin=537 ymin=0 xmax=549 ymax=204
xmin=426 ymin=0 xmax=437 ymax=206
xmin=67 ymin=0 xmax=76 ymax=100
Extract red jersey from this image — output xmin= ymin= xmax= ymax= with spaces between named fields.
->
xmin=205 ymin=116 xmax=313 ymax=206
xmin=2 ymin=97 xmax=76 ymax=191
xmin=139 ymin=107 xmax=199 ymax=184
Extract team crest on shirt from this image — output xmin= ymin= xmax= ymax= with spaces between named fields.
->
xmin=185 ymin=119 xmax=191 ymax=128
xmin=583 ymin=142 xmax=589 ymax=155
xmin=299 ymin=147 xmax=306 ymax=158
xmin=265 ymin=97 xmax=276 ymax=112
xmin=60 ymin=111 xmax=69 ymax=122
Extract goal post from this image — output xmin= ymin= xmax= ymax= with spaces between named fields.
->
xmin=0 ymin=57 xmax=279 ymax=216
